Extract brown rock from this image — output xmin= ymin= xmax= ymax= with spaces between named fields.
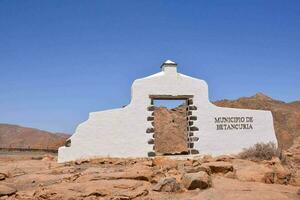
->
xmin=192 ymin=160 xmax=201 ymax=167
xmin=0 ymin=173 xmax=7 ymax=181
xmin=153 ymin=106 xmax=188 ymax=155
xmin=233 ymin=159 xmax=274 ymax=183
xmin=182 ymin=171 xmax=212 ymax=190
xmin=152 ymin=157 xmax=178 ymax=169
xmin=214 ymin=155 xmax=235 ymax=162
xmin=195 ymin=176 xmax=300 ymax=200
xmin=0 ymin=185 xmax=17 ymax=197
xmin=42 ymin=154 xmax=55 ymax=161
xmin=75 ymin=159 xmax=89 ymax=165
xmin=153 ymin=177 xmax=181 ymax=192
xmin=273 ymin=164 xmax=291 ymax=185
xmin=224 ymin=171 xmax=237 ymax=179
xmin=89 ymin=164 xmax=154 ymax=182
xmin=202 ymin=161 xmax=234 ymax=174
xmin=202 ymin=155 xmax=214 ymax=163
xmin=184 ymin=165 xmax=211 ymax=175
xmin=264 ymin=172 xmax=275 ymax=184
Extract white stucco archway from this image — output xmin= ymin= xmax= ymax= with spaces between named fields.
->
xmin=58 ymin=60 xmax=277 ymax=163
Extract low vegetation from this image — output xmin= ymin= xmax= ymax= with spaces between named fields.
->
xmin=238 ymin=142 xmax=279 ymax=161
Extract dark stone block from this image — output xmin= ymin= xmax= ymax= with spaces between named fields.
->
xmin=190 ymin=126 xmax=199 ymax=131
xmin=147 ymin=116 xmax=154 ymax=121
xmin=148 ymin=151 xmax=156 ymax=157
xmin=189 ymin=116 xmax=197 ymax=121
xmin=188 ymin=143 xmax=194 ymax=148
xmin=188 ymin=137 xmax=199 ymax=142
xmin=189 ymin=106 xmax=197 ymax=110
xmin=188 ymin=132 xmax=194 ymax=137
xmin=146 ymin=128 xmax=155 ymax=133
xmin=148 ymin=138 xmax=154 ymax=144
xmin=190 ymin=149 xmax=199 ymax=154
xmin=147 ymin=106 xmax=155 ymax=111
xmin=65 ymin=139 xmax=71 ymax=147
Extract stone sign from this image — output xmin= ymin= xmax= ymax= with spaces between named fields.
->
xmin=58 ymin=60 xmax=277 ymax=163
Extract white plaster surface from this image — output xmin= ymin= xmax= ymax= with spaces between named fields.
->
xmin=58 ymin=60 xmax=277 ymax=163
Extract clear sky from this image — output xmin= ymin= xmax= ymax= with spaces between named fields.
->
xmin=0 ymin=0 xmax=299 ymax=134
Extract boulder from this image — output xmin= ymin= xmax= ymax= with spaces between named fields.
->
xmin=89 ymin=164 xmax=154 ymax=182
xmin=232 ymin=159 xmax=291 ymax=185
xmin=182 ymin=172 xmax=211 ymax=190
xmin=202 ymin=161 xmax=234 ymax=174
xmin=202 ymin=155 xmax=214 ymax=163
xmin=184 ymin=165 xmax=211 ymax=175
xmin=273 ymin=165 xmax=291 ymax=185
xmin=153 ymin=177 xmax=181 ymax=192
xmin=214 ymin=155 xmax=235 ymax=162
xmin=0 ymin=185 xmax=17 ymax=197
xmin=42 ymin=154 xmax=55 ymax=161
xmin=0 ymin=173 xmax=7 ymax=181
xmin=152 ymin=157 xmax=178 ymax=170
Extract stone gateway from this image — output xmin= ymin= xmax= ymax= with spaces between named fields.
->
xmin=58 ymin=60 xmax=277 ymax=163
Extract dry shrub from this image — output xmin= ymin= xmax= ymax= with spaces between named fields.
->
xmin=238 ymin=142 xmax=279 ymax=161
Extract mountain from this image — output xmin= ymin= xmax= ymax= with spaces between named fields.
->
xmin=0 ymin=123 xmax=69 ymax=150
xmin=214 ymin=93 xmax=300 ymax=150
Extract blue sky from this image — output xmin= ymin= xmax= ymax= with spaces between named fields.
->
xmin=0 ymin=0 xmax=299 ymax=133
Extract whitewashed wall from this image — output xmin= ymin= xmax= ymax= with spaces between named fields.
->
xmin=58 ymin=62 xmax=277 ymax=163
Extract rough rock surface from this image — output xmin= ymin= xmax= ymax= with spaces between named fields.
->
xmin=182 ymin=171 xmax=212 ymax=190
xmin=153 ymin=105 xmax=188 ymax=155
xmin=0 ymin=185 xmax=17 ymax=197
xmin=283 ymin=136 xmax=300 ymax=185
xmin=1 ymin=153 xmax=299 ymax=199
xmin=0 ymin=173 xmax=7 ymax=181
xmin=153 ymin=177 xmax=181 ymax=192
xmin=202 ymin=161 xmax=234 ymax=174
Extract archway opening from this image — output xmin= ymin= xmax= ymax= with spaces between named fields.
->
xmin=152 ymin=99 xmax=188 ymax=155
xmin=146 ymin=95 xmax=199 ymax=157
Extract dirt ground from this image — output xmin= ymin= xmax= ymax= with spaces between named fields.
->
xmin=0 ymin=151 xmax=299 ymax=200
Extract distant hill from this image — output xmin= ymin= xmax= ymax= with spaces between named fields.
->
xmin=214 ymin=93 xmax=300 ymax=150
xmin=0 ymin=124 xmax=69 ymax=150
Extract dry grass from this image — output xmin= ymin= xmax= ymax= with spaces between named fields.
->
xmin=238 ymin=142 xmax=279 ymax=161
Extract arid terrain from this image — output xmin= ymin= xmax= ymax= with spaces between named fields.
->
xmin=0 ymin=124 xmax=69 ymax=151
xmin=0 ymin=146 xmax=300 ymax=200
xmin=1 ymin=93 xmax=300 ymax=199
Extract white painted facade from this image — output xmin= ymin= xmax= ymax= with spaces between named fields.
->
xmin=58 ymin=60 xmax=277 ymax=163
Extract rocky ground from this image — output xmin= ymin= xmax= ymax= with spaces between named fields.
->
xmin=0 ymin=150 xmax=300 ymax=200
